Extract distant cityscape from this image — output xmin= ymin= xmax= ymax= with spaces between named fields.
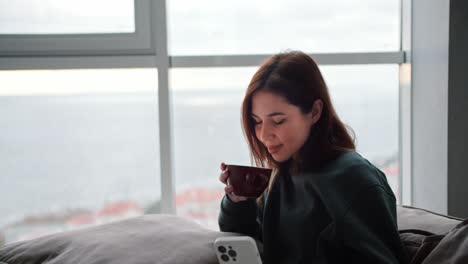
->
xmin=1 ymin=156 xmax=398 ymax=246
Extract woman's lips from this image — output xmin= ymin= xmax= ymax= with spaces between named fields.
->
xmin=267 ymin=144 xmax=282 ymax=154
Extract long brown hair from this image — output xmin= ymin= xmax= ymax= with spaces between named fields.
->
xmin=241 ymin=51 xmax=355 ymax=195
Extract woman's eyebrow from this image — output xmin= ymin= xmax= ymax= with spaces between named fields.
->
xmin=268 ymin=112 xmax=286 ymax=117
xmin=252 ymin=112 xmax=286 ymax=118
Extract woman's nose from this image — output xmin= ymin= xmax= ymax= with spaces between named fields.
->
xmin=259 ymin=124 xmax=274 ymax=142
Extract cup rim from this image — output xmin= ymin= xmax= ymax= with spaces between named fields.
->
xmin=225 ymin=164 xmax=272 ymax=171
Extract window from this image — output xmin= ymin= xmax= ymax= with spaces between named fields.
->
xmin=0 ymin=0 xmax=153 ymax=56
xmin=168 ymin=0 xmax=399 ymax=55
xmin=170 ymin=68 xmax=255 ymax=228
xmin=0 ymin=69 xmax=160 ymax=243
xmin=322 ymin=65 xmax=400 ymax=197
xmin=0 ymin=0 xmax=135 ymax=34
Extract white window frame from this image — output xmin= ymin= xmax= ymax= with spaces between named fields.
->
xmin=0 ymin=0 xmax=154 ymax=56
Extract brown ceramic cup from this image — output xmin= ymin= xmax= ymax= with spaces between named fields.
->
xmin=225 ymin=164 xmax=272 ymax=198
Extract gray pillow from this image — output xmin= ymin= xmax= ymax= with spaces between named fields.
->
xmin=0 ymin=214 xmax=239 ymax=264
xmin=423 ymin=219 xmax=468 ymax=264
xmin=397 ymin=206 xmax=461 ymax=234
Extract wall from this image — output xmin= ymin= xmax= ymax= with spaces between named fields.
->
xmin=448 ymin=0 xmax=468 ymax=218
xmin=412 ymin=0 xmax=468 ymax=218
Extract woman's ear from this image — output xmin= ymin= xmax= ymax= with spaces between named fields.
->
xmin=309 ymin=99 xmax=323 ymax=125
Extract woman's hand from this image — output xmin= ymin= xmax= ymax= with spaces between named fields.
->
xmin=219 ymin=162 xmax=248 ymax=202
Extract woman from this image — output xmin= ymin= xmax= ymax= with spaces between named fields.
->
xmin=218 ymin=51 xmax=404 ymax=263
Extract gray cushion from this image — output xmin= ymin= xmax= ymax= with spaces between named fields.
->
xmin=422 ymin=219 xmax=468 ymax=264
xmin=0 ymin=214 xmax=238 ymax=264
xmin=397 ymin=206 xmax=461 ymax=234
xmin=397 ymin=206 xmax=465 ymax=264
xmin=398 ymin=219 xmax=468 ymax=264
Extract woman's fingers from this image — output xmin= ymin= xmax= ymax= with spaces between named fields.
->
xmin=236 ymin=196 xmax=248 ymax=202
xmin=224 ymin=185 xmax=234 ymax=194
xmin=224 ymin=184 xmax=249 ymax=203
xmin=219 ymin=163 xmax=229 ymax=184
xmin=229 ymin=194 xmax=248 ymax=202
xmin=220 ymin=162 xmax=247 ymax=202
xmin=219 ymin=171 xmax=229 ymax=183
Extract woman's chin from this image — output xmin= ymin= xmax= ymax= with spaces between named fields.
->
xmin=271 ymin=153 xmax=289 ymax=163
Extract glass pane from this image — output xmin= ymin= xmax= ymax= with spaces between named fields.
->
xmin=170 ymin=65 xmax=399 ymax=230
xmin=168 ymin=0 xmax=399 ymax=55
xmin=170 ymin=68 xmax=256 ymax=229
xmin=0 ymin=0 xmax=135 ymax=34
xmin=0 ymin=69 xmax=160 ymax=245
xmin=321 ymin=65 xmax=400 ymax=199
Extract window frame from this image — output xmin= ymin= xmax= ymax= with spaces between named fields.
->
xmin=0 ymin=0 xmax=154 ymax=56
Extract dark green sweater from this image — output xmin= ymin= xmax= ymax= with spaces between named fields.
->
xmin=218 ymin=151 xmax=405 ymax=264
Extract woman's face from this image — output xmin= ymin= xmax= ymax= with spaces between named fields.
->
xmin=251 ymin=90 xmax=321 ymax=162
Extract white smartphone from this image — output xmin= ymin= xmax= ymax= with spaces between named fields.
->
xmin=214 ymin=236 xmax=262 ymax=264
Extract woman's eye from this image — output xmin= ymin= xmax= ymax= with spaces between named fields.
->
xmin=274 ymin=119 xmax=285 ymax=125
xmin=253 ymin=119 xmax=262 ymax=125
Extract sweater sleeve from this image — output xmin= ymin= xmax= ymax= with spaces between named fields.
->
xmin=336 ymin=185 xmax=405 ymax=264
xmin=218 ymin=195 xmax=263 ymax=241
